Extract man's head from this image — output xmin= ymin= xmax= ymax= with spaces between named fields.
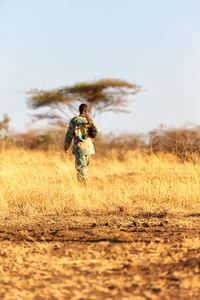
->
xmin=79 ymin=103 xmax=88 ymax=115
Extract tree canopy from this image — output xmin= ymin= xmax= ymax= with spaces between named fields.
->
xmin=27 ymin=79 xmax=141 ymax=126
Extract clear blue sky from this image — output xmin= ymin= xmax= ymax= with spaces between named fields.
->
xmin=0 ymin=0 xmax=200 ymax=134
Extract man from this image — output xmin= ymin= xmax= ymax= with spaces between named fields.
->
xmin=64 ymin=103 xmax=99 ymax=181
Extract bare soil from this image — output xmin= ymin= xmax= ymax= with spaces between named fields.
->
xmin=1 ymin=213 xmax=200 ymax=299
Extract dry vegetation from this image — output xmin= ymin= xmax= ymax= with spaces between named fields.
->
xmin=0 ymin=148 xmax=200 ymax=217
xmin=1 ymin=148 xmax=200 ymax=299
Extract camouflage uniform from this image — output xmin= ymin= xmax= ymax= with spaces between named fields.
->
xmin=64 ymin=114 xmax=98 ymax=181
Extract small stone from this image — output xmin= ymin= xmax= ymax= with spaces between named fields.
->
xmin=108 ymin=285 xmax=116 ymax=290
xmin=152 ymin=288 xmax=161 ymax=293
xmin=142 ymin=222 xmax=149 ymax=227
xmin=133 ymin=220 xmax=137 ymax=227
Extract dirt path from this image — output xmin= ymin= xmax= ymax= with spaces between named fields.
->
xmin=0 ymin=214 xmax=200 ymax=299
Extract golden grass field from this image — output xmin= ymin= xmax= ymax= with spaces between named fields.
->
xmin=1 ymin=148 xmax=200 ymax=299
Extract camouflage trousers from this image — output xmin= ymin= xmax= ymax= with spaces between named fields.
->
xmin=75 ymin=154 xmax=90 ymax=181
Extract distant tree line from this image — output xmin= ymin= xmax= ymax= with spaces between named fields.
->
xmin=1 ymin=115 xmax=200 ymax=162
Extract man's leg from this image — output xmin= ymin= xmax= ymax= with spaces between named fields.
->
xmin=75 ymin=154 xmax=90 ymax=182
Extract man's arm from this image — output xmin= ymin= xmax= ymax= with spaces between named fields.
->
xmin=64 ymin=120 xmax=74 ymax=152
xmin=88 ymin=116 xmax=99 ymax=138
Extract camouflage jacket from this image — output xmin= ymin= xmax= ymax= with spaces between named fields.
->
xmin=64 ymin=114 xmax=99 ymax=156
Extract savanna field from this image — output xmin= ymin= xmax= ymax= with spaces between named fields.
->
xmin=1 ymin=148 xmax=200 ymax=299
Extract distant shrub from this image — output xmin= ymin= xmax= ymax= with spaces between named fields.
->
xmin=149 ymin=127 xmax=200 ymax=161
xmin=14 ymin=128 xmax=65 ymax=151
xmin=95 ymin=133 xmax=146 ymax=158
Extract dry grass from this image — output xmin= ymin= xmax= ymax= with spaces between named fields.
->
xmin=0 ymin=148 xmax=200 ymax=222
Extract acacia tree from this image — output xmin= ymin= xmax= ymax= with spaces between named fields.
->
xmin=27 ymin=79 xmax=141 ymax=126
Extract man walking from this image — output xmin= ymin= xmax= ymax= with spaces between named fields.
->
xmin=64 ymin=104 xmax=99 ymax=181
